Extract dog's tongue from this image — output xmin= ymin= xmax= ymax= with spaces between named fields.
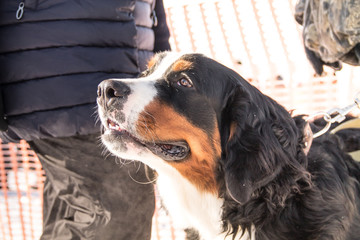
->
xmin=160 ymin=144 xmax=174 ymax=150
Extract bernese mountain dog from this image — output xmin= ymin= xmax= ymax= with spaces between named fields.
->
xmin=97 ymin=52 xmax=360 ymax=240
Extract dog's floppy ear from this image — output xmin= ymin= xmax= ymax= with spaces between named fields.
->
xmin=220 ymin=82 xmax=300 ymax=204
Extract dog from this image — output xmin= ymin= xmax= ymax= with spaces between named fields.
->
xmin=97 ymin=52 xmax=360 ymax=240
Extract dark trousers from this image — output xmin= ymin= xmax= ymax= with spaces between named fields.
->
xmin=29 ymin=134 xmax=155 ymax=240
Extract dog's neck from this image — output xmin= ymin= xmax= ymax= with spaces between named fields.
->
xmin=156 ymin=168 xmax=251 ymax=239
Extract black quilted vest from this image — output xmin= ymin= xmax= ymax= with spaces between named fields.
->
xmin=0 ymin=0 xmax=167 ymax=142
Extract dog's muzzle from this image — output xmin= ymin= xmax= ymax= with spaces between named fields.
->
xmin=97 ymin=79 xmax=191 ymax=161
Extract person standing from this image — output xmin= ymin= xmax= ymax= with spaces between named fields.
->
xmin=0 ymin=0 xmax=170 ymax=239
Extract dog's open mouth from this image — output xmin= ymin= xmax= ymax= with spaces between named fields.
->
xmin=107 ymin=119 xmax=190 ymax=161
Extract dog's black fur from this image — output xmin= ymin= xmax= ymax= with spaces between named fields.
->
xmin=184 ymin=53 xmax=360 ymax=239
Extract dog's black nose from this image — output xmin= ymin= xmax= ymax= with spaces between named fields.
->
xmin=97 ymin=79 xmax=131 ymax=107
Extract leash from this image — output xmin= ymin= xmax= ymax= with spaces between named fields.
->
xmin=305 ymin=92 xmax=360 ymax=161
xmin=306 ymin=92 xmax=360 ymax=139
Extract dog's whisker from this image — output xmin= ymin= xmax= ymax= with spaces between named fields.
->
xmin=115 ymin=157 xmax=126 ymax=165
xmin=134 ymin=161 xmax=142 ymax=172
xmin=142 ymin=109 xmax=156 ymax=121
xmin=127 ymin=169 xmax=157 ymax=185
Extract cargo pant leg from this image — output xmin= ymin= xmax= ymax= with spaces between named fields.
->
xmin=29 ymin=134 xmax=155 ymax=240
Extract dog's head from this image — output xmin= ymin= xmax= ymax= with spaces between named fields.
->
xmin=97 ymin=52 xmax=308 ymax=203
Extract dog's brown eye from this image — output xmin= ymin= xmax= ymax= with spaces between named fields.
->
xmin=177 ymin=78 xmax=193 ymax=88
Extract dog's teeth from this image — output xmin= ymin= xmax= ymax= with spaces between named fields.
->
xmin=107 ymin=119 xmax=122 ymax=131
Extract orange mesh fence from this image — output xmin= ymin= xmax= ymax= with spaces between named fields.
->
xmin=0 ymin=140 xmax=44 ymax=240
xmin=1 ymin=0 xmax=360 ymax=239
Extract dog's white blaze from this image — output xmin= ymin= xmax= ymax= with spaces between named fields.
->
xmin=109 ymin=52 xmax=184 ymax=133
xmin=122 ymin=80 xmax=157 ymax=133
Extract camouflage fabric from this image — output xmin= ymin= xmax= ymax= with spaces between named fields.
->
xmin=295 ymin=0 xmax=360 ymax=74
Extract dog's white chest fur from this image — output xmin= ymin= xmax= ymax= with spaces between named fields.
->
xmin=156 ymin=170 xmax=249 ymax=240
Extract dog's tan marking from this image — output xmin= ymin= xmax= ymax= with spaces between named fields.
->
xmin=136 ymin=100 xmax=220 ymax=194
xmin=172 ymin=59 xmax=193 ymax=72
xmin=229 ymin=122 xmax=237 ymax=140
xmin=147 ymin=56 xmax=157 ymax=69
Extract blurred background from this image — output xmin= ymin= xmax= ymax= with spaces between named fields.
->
xmin=1 ymin=0 xmax=360 ymax=239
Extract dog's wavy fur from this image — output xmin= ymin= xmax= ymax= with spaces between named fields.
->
xmin=215 ymin=66 xmax=360 ymax=239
